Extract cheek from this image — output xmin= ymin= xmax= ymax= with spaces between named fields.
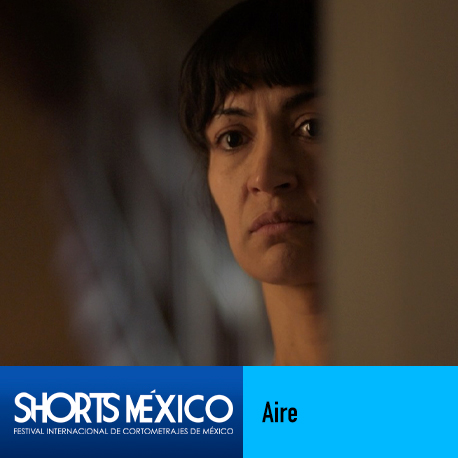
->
xmin=208 ymin=163 xmax=244 ymax=251
xmin=208 ymin=164 xmax=224 ymax=216
xmin=208 ymin=163 xmax=233 ymax=226
xmin=302 ymin=152 xmax=320 ymax=204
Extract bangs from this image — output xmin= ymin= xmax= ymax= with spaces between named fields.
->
xmin=180 ymin=0 xmax=317 ymax=164
xmin=210 ymin=1 xmax=316 ymax=108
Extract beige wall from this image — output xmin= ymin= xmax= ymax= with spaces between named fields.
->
xmin=325 ymin=1 xmax=458 ymax=364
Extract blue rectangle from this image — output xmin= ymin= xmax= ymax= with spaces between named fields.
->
xmin=1 ymin=367 xmax=242 ymax=458
xmin=243 ymin=367 xmax=458 ymax=457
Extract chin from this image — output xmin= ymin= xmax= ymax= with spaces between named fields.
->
xmin=238 ymin=245 xmax=317 ymax=286
xmin=251 ymin=268 xmax=317 ymax=287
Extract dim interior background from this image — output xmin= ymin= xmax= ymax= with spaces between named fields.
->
xmin=1 ymin=0 xmax=457 ymax=365
xmin=0 ymin=0 xmax=272 ymax=365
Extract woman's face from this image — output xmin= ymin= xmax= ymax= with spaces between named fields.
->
xmin=206 ymin=84 xmax=321 ymax=286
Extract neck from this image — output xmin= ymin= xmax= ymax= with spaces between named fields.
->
xmin=262 ymin=282 xmax=328 ymax=366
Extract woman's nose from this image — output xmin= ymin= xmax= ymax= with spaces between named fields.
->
xmin=246 ymin=133 xmax=298 ymax=195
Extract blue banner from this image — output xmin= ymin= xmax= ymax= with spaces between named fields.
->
xmin=1 ymin=367 xmax=242 ymax=458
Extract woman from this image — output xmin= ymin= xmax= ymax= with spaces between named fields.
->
xmin=180 ymin=0 xmax=326 ymax=365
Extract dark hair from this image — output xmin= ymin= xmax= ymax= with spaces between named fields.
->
xmin=179 ymin=0 xmax=318 ymax=169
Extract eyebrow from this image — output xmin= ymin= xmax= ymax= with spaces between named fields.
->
xmin=282 ymin=89 xmax=318 ymax=112
xmin=210 ymin=89 xmax=319 ymax=121
xmin=212 ymin=107 xmax=253 ymax=118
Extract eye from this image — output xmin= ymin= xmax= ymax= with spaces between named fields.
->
xmin=216 ymin=130 xmax=249 ymax=150
xmin=296 ymin=118 xmax=321 ymax=140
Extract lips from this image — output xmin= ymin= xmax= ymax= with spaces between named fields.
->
xmin=249 ymin=211 xmax=314 ymax=233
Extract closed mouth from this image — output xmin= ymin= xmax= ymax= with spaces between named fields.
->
xmin=249 ymin=211 xmax=314 ymax=233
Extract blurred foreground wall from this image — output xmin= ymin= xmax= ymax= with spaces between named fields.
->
xmin=325 ymin=1 xmax=458 ymax=364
